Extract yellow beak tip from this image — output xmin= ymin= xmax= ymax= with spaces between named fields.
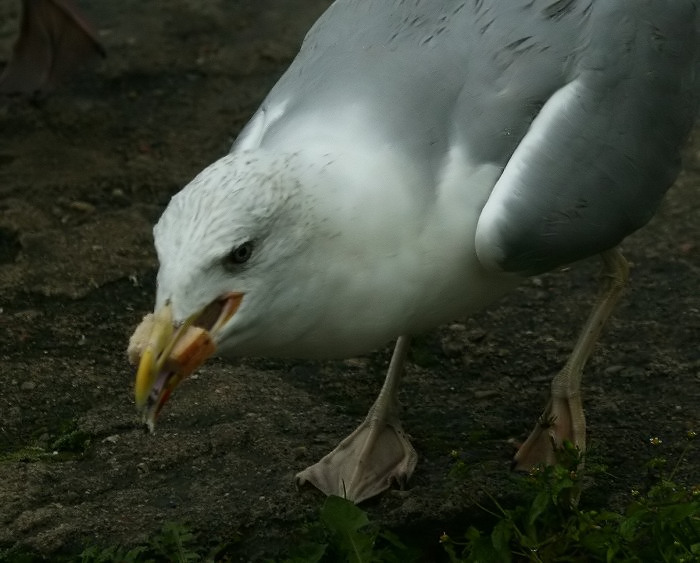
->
xmin=134 ymin=348 xmax=155 ymax=408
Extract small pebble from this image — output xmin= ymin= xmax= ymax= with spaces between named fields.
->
xmin=68 ymin=201 xmax=95 ymax=213
xmin=343 ymin=358 xmax=368 ymax=369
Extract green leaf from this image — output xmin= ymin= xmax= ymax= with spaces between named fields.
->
xmin=79 ymin=545 xmax=150 ymax=563
xmin=150 ymin=521 xmax=200 ymax=563
xmin=320 ymin=496 xmax=375 ymax=562
xmin=528 ymin=491 xmax=551 ymax=530
xmin=377 ymin=529 xmax=414 ymax=561
xmin=283 ymin=541 xmax=327 ymax=563
xmin=618 ymin=513 xmax=642 ymax=542
xmin=466 ymin=530 xmax=504 ymax=563
xmin=491 ymin=518 xmax=512 ymax=556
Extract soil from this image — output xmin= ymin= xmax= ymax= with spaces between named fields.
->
xmin=0 ymin=1 xmax=699 ymax=560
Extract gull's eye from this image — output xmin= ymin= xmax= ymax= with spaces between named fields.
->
xmin=227 ymin=241 xmax=254 ymax=265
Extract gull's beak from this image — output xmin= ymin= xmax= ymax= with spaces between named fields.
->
xmin=128 ymin=292 xmax=243 ymax=431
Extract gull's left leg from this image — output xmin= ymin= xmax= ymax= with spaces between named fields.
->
xmin=295 ymin=335 xmax=417 ymax=504
xmin=513 ymin=249 xmax=629 ymax=469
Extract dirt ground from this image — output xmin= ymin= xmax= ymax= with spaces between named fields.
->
xmin=0 ymin=1 xmax=699 ymax=560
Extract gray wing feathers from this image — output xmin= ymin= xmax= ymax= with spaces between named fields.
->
xmin=476 ymin=0 xmax=700 ymax=274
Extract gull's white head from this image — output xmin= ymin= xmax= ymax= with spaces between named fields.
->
xmin=129 ymin=150 xmax=319 ymax=428
xmin=155 ymin=151 xmax=314 ymax=351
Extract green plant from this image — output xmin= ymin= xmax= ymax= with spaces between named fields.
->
xmin=442 ymin=432 xmax=700 ymax=562
xmin=283 ymin=495 xmax=417 ymax=563
xmin=80 ymin=544 xmax=149 ymax=563
xmin=0 ymin=419 xmax=93 ymax=463
xmin=79 ymin=521 xmax=220 ymax=563
xmin=51 ymin=429 xmax=92 ymax=454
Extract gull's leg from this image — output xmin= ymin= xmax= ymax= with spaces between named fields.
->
xmin=296 ymin=335 xmax=417 ymax=503
xmin=513 ymin=249 xmax=629 ymax=469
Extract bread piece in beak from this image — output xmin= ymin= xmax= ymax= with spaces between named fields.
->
xmin=128 ymin=293 xmax=242 ymax=431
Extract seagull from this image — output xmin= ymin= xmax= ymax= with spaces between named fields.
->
xmin=0 ymin=0 xmax=104 ymax=95
xmin=128 ymin=0 xmax=700 ymax=504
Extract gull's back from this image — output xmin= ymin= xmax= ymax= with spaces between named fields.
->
xmin=235 ymin=0 xmax=699 ymax=275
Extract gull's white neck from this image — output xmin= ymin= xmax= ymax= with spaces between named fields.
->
xmin=226 ymin=106 xmax=520 ymax=358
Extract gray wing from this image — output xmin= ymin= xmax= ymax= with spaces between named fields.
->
xmin=475 ymin=0 xmax=700 ymax=274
